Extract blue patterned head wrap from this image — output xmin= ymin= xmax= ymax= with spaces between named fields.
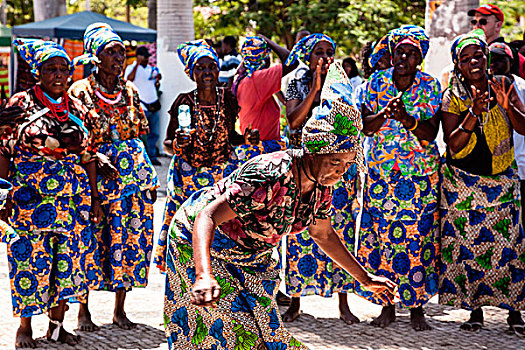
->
xmin=240 ymin=36 xmax=271 ymax=77
xmin=73 ymin=22 xmax=124 ymax=66
xmin=13 ymin=38 xmax=71 ymax=77
xmin=302 ymin=63 xmax=363 ymax=170
xmin=177 ymin=39 xmax=220 ymax=80
xmin=285 ymin=33 xmax=336 ymax=67
xmin=450 ymin=29 xmax=488 ymax=65
xmin=388 ymin=25 xmax=429 ymax=60
xmin=368 ymin=34 xmax=390 ymax=68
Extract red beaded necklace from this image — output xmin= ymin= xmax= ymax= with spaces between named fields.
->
xmin=34 ymin=85 xmax=70 ymax=122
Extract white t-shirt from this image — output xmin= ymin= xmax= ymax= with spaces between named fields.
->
xmin=124 ymin=62 xmax=159 ymax=105
xmin=512 ymin=74 xmax=525 ymax=179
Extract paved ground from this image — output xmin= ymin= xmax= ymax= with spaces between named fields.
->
xmin=0 ymin=159 xmax=524 ymax=349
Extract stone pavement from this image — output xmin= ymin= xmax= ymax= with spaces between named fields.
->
xmin=0 ymin=159 xmax=523 ymax=349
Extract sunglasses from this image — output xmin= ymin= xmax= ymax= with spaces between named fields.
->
xmin=471 ymin=18 xmax=488 ymax=26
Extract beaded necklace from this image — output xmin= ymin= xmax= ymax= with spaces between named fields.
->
xmin=193 ymin=88 xmax=222 ymax=145
xmin=34 ymin=85 xmax=70 ymax=122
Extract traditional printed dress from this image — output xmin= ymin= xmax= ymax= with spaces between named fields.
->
xmin=154 ymin=89 xmax=287 ymax=272
xmin=164 ymin=150 xmax=331 ymax=350
xmin=355 ymin=67 xmax=442 ymax=308
xmin=439 ymin=81 xmax=525 ymax=310
xmin=69 ymin=75 xmax=158 ymax=291
xmin=0 ymin=88 xmax=97 ymax=317
xmin=284 ymin=69 xmax=359 ymax=298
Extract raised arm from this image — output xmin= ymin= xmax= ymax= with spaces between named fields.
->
xmin=286 ymin=63 xmax=322 ymax=130
xmin=258 ymin=34 xmax=298 ymax=76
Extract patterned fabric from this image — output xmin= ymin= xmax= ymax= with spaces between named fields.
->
xmin=177 ymin=39 xmax=220 ymax=80
xmin=355 ymin=168 xmax=440 ymax=308
xmin=439 ymin=162 xmax=525 ymax=310
xmin=302 ymin=63 xmax=363 ymax=163
xmin=240 ymin=36 xmax=270 ymax=77
xmin=285 ymin=165 xmax=360 ymax=297
xmin=12 ymin=38 xmax=71 ymax=77
xmin=154 ymin=140 xmax=288 ymax=272
xmin=0 ymin=88 xmax=95 ymax=164
xmin=69 ymin=75 xmax=158 ymax=291
xmin=73 ymin=22 xmax=124 ymax=66
xmin=369 ymin=34 xmax=389 ymax=68
xmin=165 ymin=89 xmax=238 ymax=168
xmin=364 ymin=67 xmax=441 ymax=177
xmin=387 ymin=25 xmax=430 ymax=60
xmin=285 ymin=33 xmax=336 ymax=67
xmin=441 ymin=84 xmax=514 ymax=176
xmin=4 ymin=149 xmax=96 ymax=316
xmin=164 ymin=150 xmax=332 ymax=349
xmin=451 ymin=29 xmax=487 ymax=66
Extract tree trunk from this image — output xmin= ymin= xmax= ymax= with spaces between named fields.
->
xmin=157 ymin=0 xmax=194 ymax=52
xmin=0 ymin=0 xmax=6 ymax=25
xmin=147 ymin=0 xmax=157 ymax=30
xmin=126 ymin=4 xmax=131 ymax=22
xmin=33 ymin=0 xmax=67 ymax=22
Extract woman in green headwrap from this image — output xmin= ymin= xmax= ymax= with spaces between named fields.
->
xmin=162 ymin=63 xmax=397 ymax=350
xmin=440 ymin=29 xmax=525 ymax=336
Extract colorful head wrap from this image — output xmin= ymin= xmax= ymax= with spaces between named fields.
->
xmin=388 ymin=25 xmax=429 ymax=60
xmin=73 ymin=22 xmax=123 ymax=66
xmin=240 ymin=36 xmax=271 ymax=77
xmin=450 ymin=29 xmax=488 ymax=65
xmin=302 ymin=63 xmax=364 ymax=169
xmin=13 ymin=38 xmax=71 ymax=77
xmin=177 ymin=39 xmax=220 ymax=80
xmin=285 ymin=33 xmax=336 ymax=67
xmin=449 ymin=29 xmax=489 ymax=100
xmin=368 ymin=34 xmax=389 ymax=68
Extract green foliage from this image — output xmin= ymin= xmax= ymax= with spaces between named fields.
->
xmin=68 ymin=0 xmax=148 ymax=27
xmin=194 ymin=0 xmax=425 ymax=56
xmin=6 ymin=0 xmax=34 ymax=26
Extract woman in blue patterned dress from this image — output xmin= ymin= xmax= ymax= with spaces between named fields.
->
xmin=356 ymin=25 xmax=441 ymax=331
xmin=70 ymin=23 xmax=159 ymax=330
xmin=163 ymin=65 xmax=396 ymax=349
xmin=283 ymin=34 xmax=361 ymax=325
xmin=439 ymin=29 xmax=525 ymax=336
xmin=0 ymin=39 xmax=103 ymax=347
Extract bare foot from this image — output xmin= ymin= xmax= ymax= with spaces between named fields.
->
xmin=77 ymin=314 xmax=100 ymax=332
xmin=370 ymin=305 xmax=396 ymax=328
xmin=339 ymin=306 xmax=360 ymax=325
xmin=281 ymin=297 xmax=300 ymax=322
xmin=16 ymin=326 xmax=37 ymax=348
xmin=113 ymin=312 xmax=137 ymax=330
xmin=410 ymin=307 xmax=431 ymax=331
xmin=46 ymin=325 xmax=81 ymax=346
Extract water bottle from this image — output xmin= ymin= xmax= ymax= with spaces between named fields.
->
xmin=178 ymin=105 xmax=191 ymax=133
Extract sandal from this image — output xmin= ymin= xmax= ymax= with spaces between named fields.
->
xmin=506 ymin=323 xmax=525 ymax=338
xmin=460 ymin=321 xmax=483 ymax=332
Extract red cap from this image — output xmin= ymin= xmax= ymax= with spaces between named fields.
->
xmin=489 ymin=42 xmax=514 ymax=59
xmin=468 ymin=4 xmax=504 ymax=22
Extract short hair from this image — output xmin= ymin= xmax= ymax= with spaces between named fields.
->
xmin=223 ymin=36 xmax=237 ymax=49
xmin=342 ymin=57 xmax=359 ymax=78
xmin=509 ymin=40 xmax=525 ymax=51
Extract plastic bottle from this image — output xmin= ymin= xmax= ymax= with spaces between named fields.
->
xmin=178 ymin=105 xmax=191 ymax=133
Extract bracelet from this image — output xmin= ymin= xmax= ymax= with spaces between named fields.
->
xmin=468 ymin=107 xmax=481 ymax=119
xmin=407 ymin=118 xmax=418 ymax=131
xmin=458 ymin=124 xmax=474 ymax=134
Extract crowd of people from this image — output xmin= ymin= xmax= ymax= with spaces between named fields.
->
xmin=0 ymin=2 xmax=525 ymax=349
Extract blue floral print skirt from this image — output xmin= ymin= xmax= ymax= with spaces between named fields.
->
xmin=439 ymin=163 xmax=525 ymax=310
xmin=285 ymin=165 xmax=359 ymax=297
xmin=4 ymin=151 xmax=93 ymax=316
xmin=164 ymin=189 xmax=308 ymax=350
xmin=355 ymin=168 xmax=440 ymax=308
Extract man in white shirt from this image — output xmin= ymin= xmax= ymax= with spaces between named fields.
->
xmin=124 ymin=46 xmax=162 ymax=165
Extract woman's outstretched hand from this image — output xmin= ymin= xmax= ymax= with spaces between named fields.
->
xmin=191 ymin=273 xmax=221 ymax=308
xmin=243 ymin=125 xmax=260 ymax=145
xmin=489 ymin=77 xmax=514 ymax=111
xmin=362 ymin=274 xmax=398 ymax=304
xmin=96 ymin=152 xmax=119 ymax=180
